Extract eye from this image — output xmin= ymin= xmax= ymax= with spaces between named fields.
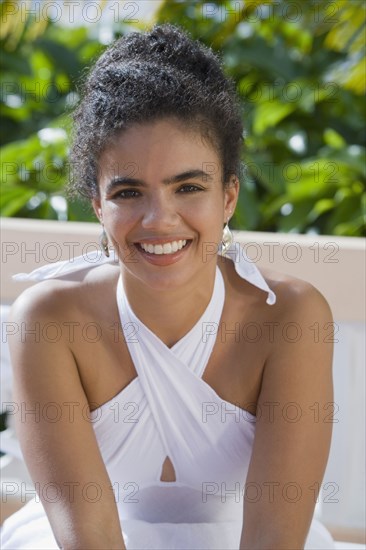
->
xmin=114 ymin=189 xmax=141 ymax=199
xmin=177 ymin=184 xmax=204 ymax=193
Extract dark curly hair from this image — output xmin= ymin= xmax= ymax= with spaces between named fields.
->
xmin=69 ymin=24 xmax=244 ymax=199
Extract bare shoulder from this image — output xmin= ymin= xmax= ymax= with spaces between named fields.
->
xmin=259 ymin=265 xmax=333 ymax=322
xmin=7 ymin=264 xmax=120 ymax=391
xmin=8 ymin=281 xmax=73 ymax=329
xmin=9 ymin=263 xmax=120 ymax=324
xmin=220 ymin=256 xmax=332 ymax=324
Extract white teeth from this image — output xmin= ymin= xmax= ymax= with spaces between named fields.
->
xmin=139 ymin=240 xmax=187 ymax=255
xmin=163 ymin=243 xmax=172 ymax=254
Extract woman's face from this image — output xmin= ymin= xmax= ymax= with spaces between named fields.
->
xmin=93 ymin=118 xmax=239 ymax=290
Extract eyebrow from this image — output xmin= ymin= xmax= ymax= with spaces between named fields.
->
xmin=105 ymin=169 xmax=215 ymax=195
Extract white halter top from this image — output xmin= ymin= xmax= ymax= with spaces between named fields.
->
xmin=13 ymin=243 xmax=276 ymax=525
xmin=4 ymin=246 xmax=335 ymax=549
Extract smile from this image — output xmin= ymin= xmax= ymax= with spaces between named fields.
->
xmin=138 ymin=240 xmax=188 ymax=255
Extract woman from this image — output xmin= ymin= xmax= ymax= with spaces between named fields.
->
xmin=1 ymin=24 xmax=335 ymax=549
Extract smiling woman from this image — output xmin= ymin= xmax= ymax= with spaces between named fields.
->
xmin=1 ymin=24 xmax=335 ymax=550
xmin=94 ymin=118 xmax=237 ymax=298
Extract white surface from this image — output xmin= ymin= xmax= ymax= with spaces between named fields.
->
xmin=335 ymin=543 xmax=366 ymax=549
xmin=320 ymin=321 xmax=366 ymax=530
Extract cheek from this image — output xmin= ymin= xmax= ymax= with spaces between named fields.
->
xmin=185 ymin=188 xmax=224 ymax=209
xmin=190 ymin=196 xmax=225 ymax=237
xmin=194 ymin=194 xmax=225 ymax=221
xmin=102 ymin=202 xmax=141 ymax=232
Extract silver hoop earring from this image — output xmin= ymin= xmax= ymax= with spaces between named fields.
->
xmin=221 ymin=220 xmax=233 ymax=255
xmin=99 ymin=228 xmax=110 ymax=258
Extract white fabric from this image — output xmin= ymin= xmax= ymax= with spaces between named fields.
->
xmin=1 ymin=244 xmax=335 ymax=549
xmin=11 ymin=250 xmax=110 ymax=282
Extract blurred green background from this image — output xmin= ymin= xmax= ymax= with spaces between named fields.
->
xmin=1 ymin=0 xmax=365 ymax=236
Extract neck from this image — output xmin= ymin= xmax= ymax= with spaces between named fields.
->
xmin=120 ymin=263 xmax=218 ymax=348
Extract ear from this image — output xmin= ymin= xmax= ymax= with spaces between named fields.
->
xmin=224 ymin=175 xmax=240 ymax=221
xmin=92 ymin=198 xmax=103 ymax=223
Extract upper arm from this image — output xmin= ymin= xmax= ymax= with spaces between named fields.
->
xmin=7 ymin=284 xmax=124 ymax=548
xmin=241 ymin=281 xmax=334 ymax=549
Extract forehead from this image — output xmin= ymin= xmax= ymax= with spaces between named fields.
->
xmin=97 ymin=118 xmax=222 ymax=183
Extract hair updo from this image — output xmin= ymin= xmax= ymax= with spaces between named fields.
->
xmin=69 ymin=23 xmax=244 ymax=199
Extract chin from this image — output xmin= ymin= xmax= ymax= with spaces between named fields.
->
xmin=118 ymin=240 xmax=217 ymax=291
xmin=134 ymin=267 xmax=196 ymax=292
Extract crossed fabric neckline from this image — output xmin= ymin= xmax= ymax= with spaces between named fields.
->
xmin=115 ymin=266 xmax=226 ymax=469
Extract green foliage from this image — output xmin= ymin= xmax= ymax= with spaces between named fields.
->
xmin=155 ymin=0 xmax=365 ymax=236
xmin=0 ymin=4 xmax=102 ymax=220
xmin=1 ymin=0 xmax=365 ymax=235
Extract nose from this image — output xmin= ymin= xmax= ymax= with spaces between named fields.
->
xmin=141 ymin=192 xmax=179 ymax=230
